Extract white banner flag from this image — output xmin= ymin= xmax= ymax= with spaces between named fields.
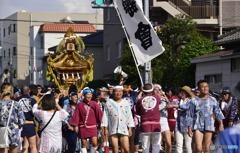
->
xmin=114 ymin=0 xmax=165 ymax=66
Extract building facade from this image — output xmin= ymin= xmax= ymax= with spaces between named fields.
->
xmin=191 ymin=28 xmax=240 ymax=92
xmin=30 ymin=23 xmax=97 ymax=86
xmin=1 ymin=11 xmax=103 ymax=86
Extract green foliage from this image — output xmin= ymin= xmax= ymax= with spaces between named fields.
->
xmin=153 ymin=14 xmax=219 ymax=88
xmin=173 ymin=35 xmax=219 ymax=87
xmin=120 ymin=14 xmax=219 ymax=88
xmin=120 ymin=45 xmax=143 ymax=85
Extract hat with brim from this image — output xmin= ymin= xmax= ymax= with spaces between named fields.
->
xmin=181 ymin=86 xmax=192 ymax=97
xmin=221 ymin=87 xmax=231 ymax=94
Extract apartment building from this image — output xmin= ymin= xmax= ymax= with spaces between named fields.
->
xmin=1 ymin=11 xmax=103 ymax=86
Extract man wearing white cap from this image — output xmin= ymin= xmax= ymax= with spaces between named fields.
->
xmin=136 ymin=83 xmax=161 ymax=153
xmin=101 ymin=85 xmax=135 ymax=153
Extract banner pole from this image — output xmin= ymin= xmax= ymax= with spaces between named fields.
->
xmin=114 ymin=4 xmax=144 ymax=85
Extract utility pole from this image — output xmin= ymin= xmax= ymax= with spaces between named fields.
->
xmin=219 ymin=0 xmax=222 ymax=36
xmin=143 ymin=0 xmax=152 ymax=84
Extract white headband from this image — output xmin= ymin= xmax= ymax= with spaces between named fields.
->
xmin=142 ymin=84 xmax=154 ymax=93
xmin=113 ymin=85 xmax=123 ymax=90
xmin=154 ymin=84 xmax=162 ymax=90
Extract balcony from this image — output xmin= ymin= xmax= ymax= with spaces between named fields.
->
xmin=155 ymin=0 xmax=219 ymax=19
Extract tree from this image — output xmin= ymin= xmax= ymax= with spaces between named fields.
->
xmin=120 ymin=45 xmax=143 ymax=85
xmin=152 ymin=14 xmax=219 ymax=88
xmin=120 ymin=14 xmax=219 ymax=88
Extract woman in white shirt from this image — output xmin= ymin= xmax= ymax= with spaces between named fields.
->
xmin=32 ymin=94 xmax=69 ymax=153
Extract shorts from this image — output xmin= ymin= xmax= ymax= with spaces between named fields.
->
xmin=21 ymin=124 xmax=36 ymax=137
xmin=160 ymin=117 xmax=170 ymax=132
xmin=168 ymin=120 xmax=176 ymax=132
xmin=134 ymin=124 xmax=140 ymax=145
xmin=79 ymin=127 xmax=97 ymax=139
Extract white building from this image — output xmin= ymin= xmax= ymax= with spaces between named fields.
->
xmin=1 ymin=11 xmax=103 ymax=86
xmin=191 ymin=28 xmax=240 ymax=92
xmin=30 ymin=23 xmax=97 ymax=85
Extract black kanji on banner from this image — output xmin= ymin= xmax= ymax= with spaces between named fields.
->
xmin=135 ymin=22 xmax=152 ymax=50
xmin=122 ymin=0 xmax=138 ymax=17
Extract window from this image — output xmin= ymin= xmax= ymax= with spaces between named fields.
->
xmin=107 ymin=45 xmax=110 ymax=61
xmin=8 ymin=26 xmax=11 ymax=35
xmin=231 ymin=57 xmax=240 ymax=72
xmin=4 ymin=50 xmax=5 ymax=58
xmin=117 ymin=41 xmax=122 ymax=58
xmin=8 ymin=48 xmax=10 ymax=57
xmin=13 ymin=47 xmax=16 ymax=56
xmin=3 ymin=28 xmax=5 ymax=37
xmin=204 ymin=74 xmax=222 ymax=84
xmin=40 ymin=35 xmax=44 ymax=49
xmin=13 ymin=24 xmax=16 ymax=32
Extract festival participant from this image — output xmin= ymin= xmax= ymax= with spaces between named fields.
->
xmin=13 ymin=86 xmax=21 ymax=100
xmin=218 ymin=87 xmax=239 ymax=128
xmin=18 ymin=85 xmax=38 ymax=153
xmin=32 ymin=94 xmax=69 ymax=153
xmin=36 ymin=85 xmax=43 ymax=98
xmin=128 ymin=84 xmax=140 ymax=153
xmin=192 ymin=87 xmax=200 ymax=97
xmin=188 ymin=80 xmax=224 ymax=153
xmin=101 ymin=85 xmax=135 ymax=153
xmin=71 ymin=88 xmax=102 ymax=153
xmin=107 ymin=84 xmax=114 ymax=99
xmin=165 ymin=87 xmax=179 ymax=140
xmin=213 ymin=81 xmax=240 ymax=153
xmin=0 ymin=69 xmax=10 ymax=84
xmin=174 ymin=86 xmax=193 ymax=153
xmin=136 ymin=83 xmax=161 ymax=153
xmin=153 ymin=84 xmax=172 ymax=153
xmin=62 ymin=85 xmax=78 ymax=108
xmin=63 ymin=92 xmax=79 ymax=153
xmin=0 ymin=83 xmax=25 ymax=153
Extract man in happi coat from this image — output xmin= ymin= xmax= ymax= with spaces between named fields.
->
xmin=70 ymin=88 xmax=103 ymax=153
xmin=188 ymin=80 xmax=224 ymax=153
xmin=136 ymin=83 xmax=162 ymax=153
xmin=101 ymin=85 xmax=135 ymax=153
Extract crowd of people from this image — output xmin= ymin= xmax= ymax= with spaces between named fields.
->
xmin=0 ymin=79 xmax=239 ymax=153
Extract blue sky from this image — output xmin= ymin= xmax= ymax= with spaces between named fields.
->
xmin=0 ymin=0 xmax=102 ymax=19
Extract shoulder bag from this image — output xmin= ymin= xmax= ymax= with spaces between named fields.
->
xmin=37 ymin=110 xmax=57 ymax=138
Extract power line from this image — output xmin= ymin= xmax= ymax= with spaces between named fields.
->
xmin=0 ymin=18 xmax=121 ymax=26
xmin=2 ymin=41 xmax=51 ymax=50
